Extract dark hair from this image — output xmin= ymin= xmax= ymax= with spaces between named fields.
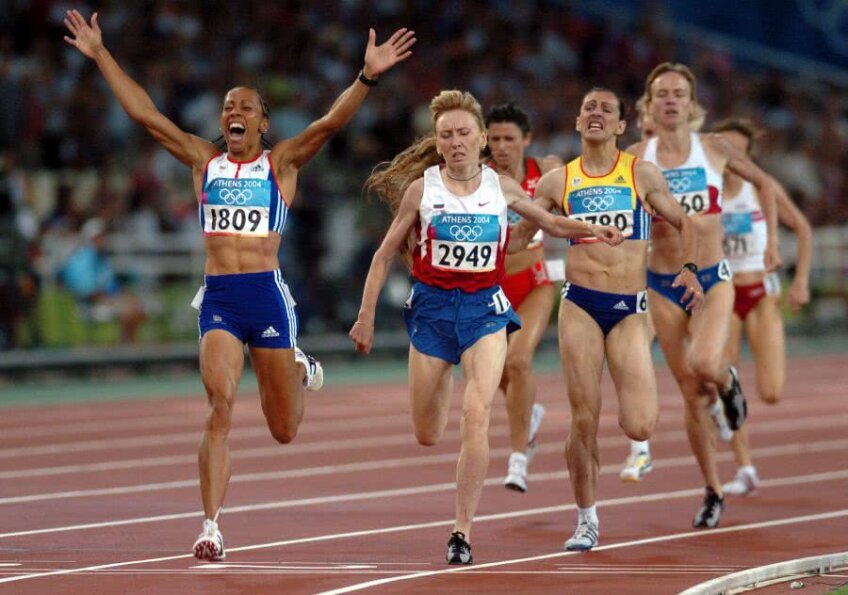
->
xmin=712 ymin=117 xmax=761 ymax=153
xmin=581 ymin=87 xmax=628 ymax=122
xmin=211 ymin=87 xmax=274 ymax=152
xmin=485 ymin=101 xmax=532 ymax=135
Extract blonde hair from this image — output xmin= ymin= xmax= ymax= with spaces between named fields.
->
xmin=642 ymin=62 xmax=706 ymax=130
xmin=364 ymin=90 xmax=485 ymax=264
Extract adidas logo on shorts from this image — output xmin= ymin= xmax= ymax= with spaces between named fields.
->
xmin=261 ymin=326 xmax=280 ymax=338
xmin=613 ymin=300 xmax=630 ymax=311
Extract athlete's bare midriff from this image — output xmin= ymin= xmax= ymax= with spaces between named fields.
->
xmin=565 ymin=241 xmax=649 ymax=294
xmin=649 ymin=214 xmax=724 ymax=273
xmin=203 ymin=233 xmax=283 ymax=275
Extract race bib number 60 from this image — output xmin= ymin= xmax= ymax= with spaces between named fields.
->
xmin=665 ymin=168 xmax=710 ymax=216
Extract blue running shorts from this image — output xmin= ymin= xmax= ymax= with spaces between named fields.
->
xmin=647 ymin=259 xmax=732 ymax=313
xmin=197 ymin=270 xmax=298 ymax=348
xmin=402 ymin=282 xmax=521 ymax=365
xmin=561 ymin=282 xmax=647 ymax=337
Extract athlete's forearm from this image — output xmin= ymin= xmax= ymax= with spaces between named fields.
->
xmin=91 ymin=46 xmax=161 ymax=124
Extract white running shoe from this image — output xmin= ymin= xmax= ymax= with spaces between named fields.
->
xmin=526 ymin=403 xmax=546 ymax=463
xmin=504 ymin=452 xmax=529 ymax=492
xmin=193 ymin=519 xmax=225 ymax=561
xmin=710 ymin=400 xmax=734 ymax=442
xmin=564 ymin=520 xmax=599 ymax=551
xmin=294 ymin=347 xmax=323 ymax=391
xmin=723 ymin=466 xmax=760 ymax=496
xmin=619 ymin=451 xmax=653 ymax=482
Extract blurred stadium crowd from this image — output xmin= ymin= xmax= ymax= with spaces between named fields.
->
xmin=0 ymin=1 xmax=846 ymax=349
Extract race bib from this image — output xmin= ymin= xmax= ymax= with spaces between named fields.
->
xmin=722 ymin=212 xmax=755 ymax=257
xmin=430 ymin=213 xmax=500 ymax=272
xmin=665 ymin=168 xmax=710 ymax=216
xmin=567 ymin=186 xmax=634 ymax=236
xmin=203 ymin=178 xmax=271 ymax=237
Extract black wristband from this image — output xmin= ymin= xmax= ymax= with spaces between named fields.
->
xmin=357 ymin=70 xmax=378 ymax=87
xmin=681 ymin=262 xmax=698 ymax=274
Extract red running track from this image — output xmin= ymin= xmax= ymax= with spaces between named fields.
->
xmin=0 ymin=354 xmax=846 ymax=594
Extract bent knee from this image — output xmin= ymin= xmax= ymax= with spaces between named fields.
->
xmin=760 ymin=391 xmax=780 ymax=405
xmin=268 ymin=422 xmax=298 ymax=444
xmin=415 ymin=430 xmax=440 ymax=447
xmin=621 ymin=416 xmax=655 ymax=442
xmin=504 ymin=353 xmax=532 ymax=380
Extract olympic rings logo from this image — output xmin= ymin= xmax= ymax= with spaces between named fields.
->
xmin=581 ymin=195 xmax=614 ymax=212
xmin=667 ymin=177 xmax=692 ymax=194
xmin=449 ymin=225 xmax=484 ymax=241
xmin=219 ymin=188 xmax=253 ymax=205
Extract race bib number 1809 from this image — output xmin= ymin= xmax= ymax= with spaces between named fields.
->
xmin=203 ymin=179 xmax=271 ymax=237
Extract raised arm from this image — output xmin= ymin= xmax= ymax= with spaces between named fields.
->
xmin=711 ymin=133 xmax=781 ymax=272
xmin=273 ymin=28 xmax=416 ymax=171
xmin=500 ymin=174 xmax=623 ymax=247
xmin=773 ymin=179 xmax=812 ymax=311
xmin=349 ymin=179 xmax=422 ymax=354
xmin=63 ymin=10 xmax=213 ymax=168
xmin=635 ymin=160 xmax=704 ymax=311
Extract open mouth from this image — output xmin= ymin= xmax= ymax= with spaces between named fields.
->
xmin=587 ymin=121 xmax=603 ymax=131
xmin=228 ymin=122 xmax=246 ymax=140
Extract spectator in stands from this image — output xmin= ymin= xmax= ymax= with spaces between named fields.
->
xmin=0 ymin=167 xmax=37 ymax=350
xmin=63 ymin=8 xmax=415 ymax=562
xmin=58 ymin=218 xmax=146 ymax=343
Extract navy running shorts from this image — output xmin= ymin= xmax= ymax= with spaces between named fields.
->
xmin=197 ymin=270 xmax=298 ymax=348
xmin=647 ymin=259 xmax=732 ymax=313
xmin=561 ymin=281 xmax=647 ymax=336
xmin=402 ymin=282 xmax=521 ymax=364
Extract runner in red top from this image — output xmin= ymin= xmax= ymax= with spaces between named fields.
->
xmin=486 ymin=102 xmax=562 ymax=493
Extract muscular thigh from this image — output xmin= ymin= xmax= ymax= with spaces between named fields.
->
xmin=688 ymin=280 xmax=734 ymax=369
xmin=460 ymin=330 xmax=508 ymax=408
xmin=745 ymin=294 xmax=786 ymax=397
xmin=606 ymin=314 xmax=658 ymax=420
xmin=250 ymin=346 xmax=302 ymax=412
xmin=408 ymin=345 xmax=454 ymax=420
xmin=648 ymin=289 xmax=691 ymax=383
xmin=558 ymin=300 xmax=605 ymax=409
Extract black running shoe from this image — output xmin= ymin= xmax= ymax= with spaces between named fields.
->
xmin=692 ymin=486 xmax=725 ymax=528
xmin=446 ymin=531 xmax=473 ymax=565
xmin=719 ymin=365 xmax=747 ymax=430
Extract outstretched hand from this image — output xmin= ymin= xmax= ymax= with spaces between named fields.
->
xmin=63 ymin=10 xmax=104 ymax=59
xmin=592 ymin=225 xmax=624 ymax=246
xmin=363 ymin=28 xmax=416 ymax=78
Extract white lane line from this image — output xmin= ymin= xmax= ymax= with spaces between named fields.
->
xmin=1 ymin=452 xmax=846 ymax=540
xmin=2 ymin=411 xmax=842 ymax=479
xmin=2 ymin=435 xmax=847 ymax=506
xmin=0 ymin=413 xmax=417 ymax=458
xmin=314 ymin=509 xmax=848 ymax=595
xmin=1 ymin=503 xmax=846 ymax=586
xmin=0 ymin=412 xmax=412 ymax=443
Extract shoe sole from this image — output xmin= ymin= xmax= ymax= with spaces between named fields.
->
xmin=193 ymin=539 xmax=225 ymax=561
xmin=504 ymin=480 xmax=527 ymax=493
xmin=565 ymin=544 xmax=596 ymax=552
xmin=620 ymin=462 xmax=653 ymax=483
